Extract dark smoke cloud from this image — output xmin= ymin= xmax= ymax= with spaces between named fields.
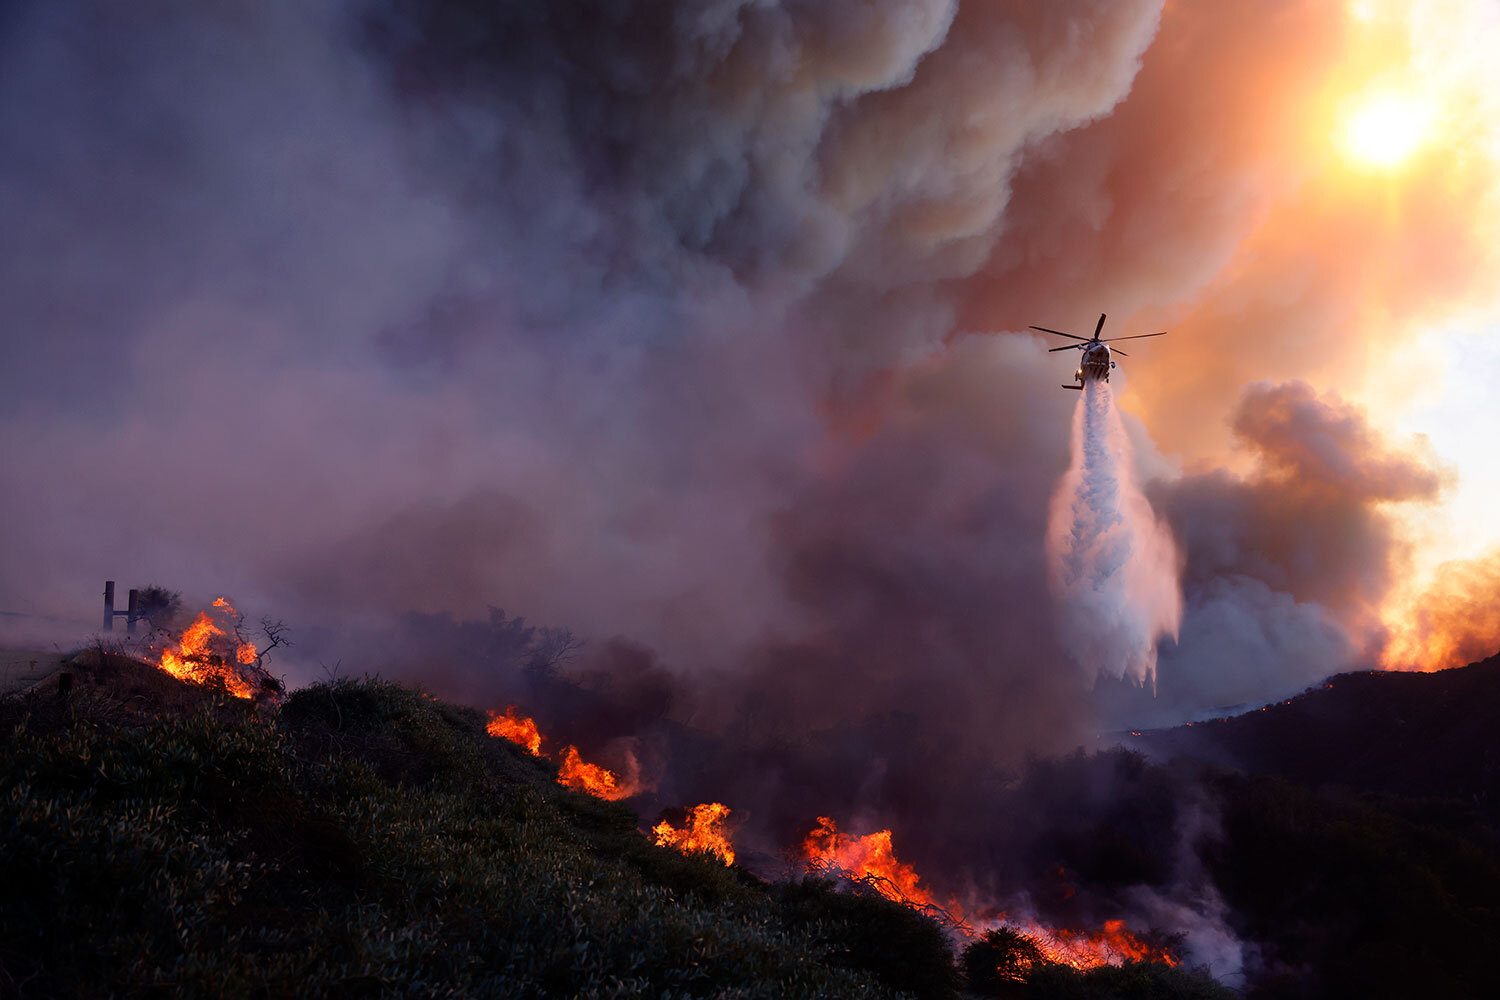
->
xmin=0 ymin=0 xmax=1163 ymax=686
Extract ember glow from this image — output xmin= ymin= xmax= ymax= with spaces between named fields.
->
xmin=486 ymin=706 xmax=542 ymax=755
xmin=652 ymin=802 xmax=736 ymax=865
xmin=155 ymin=600 xmax=259 ymax=699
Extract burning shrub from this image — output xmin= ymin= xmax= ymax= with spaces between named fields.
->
xmin=801 ymin=815 xmax=933 ymax=907
xmin=962 ymin=927 xmax=1228 ymax=999
xmin=485 ymin=705 xmax=542 ymax=754
xmin=150 ymin=598 xmax=285 ymax=702
xmin=653 ymin=801 xmax=736 ymax=865
xmin=555 ymin=744 xmax=640 ymax=800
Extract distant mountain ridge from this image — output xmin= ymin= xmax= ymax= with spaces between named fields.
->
xmin=1131 ymin=651 xmax=1500 ymax=813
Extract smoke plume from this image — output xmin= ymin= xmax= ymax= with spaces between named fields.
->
xmin=1047 ymin=380 xmax=1181 ymax=688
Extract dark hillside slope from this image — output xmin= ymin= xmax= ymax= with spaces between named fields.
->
xmin=1 ymin=661 xmax=959 ymax=1000
xmin=1132 ymin=651 xmax=1500 ymax=812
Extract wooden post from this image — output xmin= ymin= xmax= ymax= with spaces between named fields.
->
xmin=103 ymin=580 xmax=115 ymax=632
xmin=126 ymin=588 xmax=139 ymax=635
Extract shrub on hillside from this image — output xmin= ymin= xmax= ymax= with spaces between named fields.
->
xmin=1 ymin=681 xmax=918 ymax=999
xmin=963 ymin=926 xmax=1049 ymax=997
xmin=776 ymin=877 xmax=961 ymax=1000
xmin=1025 ymin=960 xmax=1238 ymax=999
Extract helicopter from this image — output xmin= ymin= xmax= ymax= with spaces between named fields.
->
xmin=1030 ymin=313 xmax=1167 ymax=389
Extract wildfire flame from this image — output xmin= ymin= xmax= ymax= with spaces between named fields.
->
xmin=486 ymin=706 xmax=542 ymax=755
xmin=481 ymin=705 xmax=642 ymax=800
xmin=556 ymin=745 xmax=641 ymax=800
xmin=155 ymin=599 xmax=260 ymax=699
xmin=801 ymin=816 xmax=1176 ymax=971
xmin=477 ymin=706 xmax=1176 ymax=971
xmin=994 ymin=917 xmax=1179 ymax=970
xmin=653 ymin=802 xmax=736 ymax=865
xmin=801 ymin=815 xmax=932 ymax=906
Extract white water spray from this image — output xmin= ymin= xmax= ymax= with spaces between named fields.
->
xmin=1047 ymin=380 xmax=1182 ymax=689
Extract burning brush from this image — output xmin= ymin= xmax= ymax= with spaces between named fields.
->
xmin=486 ymin=706 xmax=643 ymax=801
xmin=485 ymin=708 xmax=1177 ymax=967
xmin=152 ymin=598 xmax=282 ymax=702
xmin=801 ymin=816 xmax=1178 ymax=969
xmin=652 ymin=802 xmax=736 ymax=865
xmin=486 ymin=706 xmax=542 ymax=755
xmin=486 ymin=706 xmax=736 ymax=864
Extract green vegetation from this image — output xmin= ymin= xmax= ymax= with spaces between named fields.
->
xmin=0 ymin=666 xmax=1267 ymax=998
xmin=1 ymin=675 xmax=941 ymax=998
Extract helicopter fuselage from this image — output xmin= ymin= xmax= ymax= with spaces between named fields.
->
xmin=1074 ymin=342 xmax=1114 ymax=385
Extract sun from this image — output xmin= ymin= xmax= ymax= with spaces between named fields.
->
xmin=1338 ymin=90 xmax=1435 ymax=169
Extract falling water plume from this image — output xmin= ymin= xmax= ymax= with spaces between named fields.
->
xmin=1047 ymin=380 xmax=1182 ymax=689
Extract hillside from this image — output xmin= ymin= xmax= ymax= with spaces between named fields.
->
xmin=0 ymin=652 xmax=1224 ymax=1000
xmin=1129 ymin=651 xmax=1500 ymax=828
xmin=12 ymin=645 xmax=1500 ymax=998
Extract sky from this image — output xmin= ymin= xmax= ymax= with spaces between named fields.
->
xmin=4 ymin=0 xmax=1500 ymax=743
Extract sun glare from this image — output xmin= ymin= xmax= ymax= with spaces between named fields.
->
xmin=1338 ymin=91 xmax=1434 ymax=168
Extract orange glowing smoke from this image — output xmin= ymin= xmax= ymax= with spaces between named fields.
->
xmin=1379 ymin=552 xmax=1500 ymax=672
xmin=486 ymin=706 xmax=542 ymax=755
xmin=155 ymin=600 xmax=259 ymax=699
xmin=557 ymin=745 xmax=637 ymax=801
xmin=999 ymin=917 xmax=1179 ymax=970
xmin=653 ymin=802 xmax=736 ymax=865
xmin=801 ymin=816 xmax=932 ymax=906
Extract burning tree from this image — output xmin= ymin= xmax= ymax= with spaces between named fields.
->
xmin=152 ymin=598 xmax=284 ymax=701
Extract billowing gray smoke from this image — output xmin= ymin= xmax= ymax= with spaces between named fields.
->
xmin=2 ymin=0 xmax=1466 ymax=976
xmin=1047 ymin=379 xmax=1181 ymax=688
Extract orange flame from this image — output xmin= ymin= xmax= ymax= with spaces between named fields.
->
xmin=801 ymin=816 xmax=932 ymax=906
xmin=155 ymin=601 xmax=258 ymax=699
xmin=557 ymin=745 xmax=637 ymax=800
xmin=653 ymin=802 xmax=736 ymax=865
xmin=993 ymin=917 xmax=1179 ymax=970
xmin=486 ymin=706 xmax=543 ymax=755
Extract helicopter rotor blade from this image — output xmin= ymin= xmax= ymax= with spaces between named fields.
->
xmin=1112 ymin=348 xmax=1129 ymax=357
xmin=1099 ymin=331 xmax=1167 ymax=343
xmin=1029 ymin=325 xmax=1090 ymax=342
xmin=1048 ymin=343 xmax=1084 ymax=352
xmin=1093 ymin=313 xmax=1107 ymax=340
